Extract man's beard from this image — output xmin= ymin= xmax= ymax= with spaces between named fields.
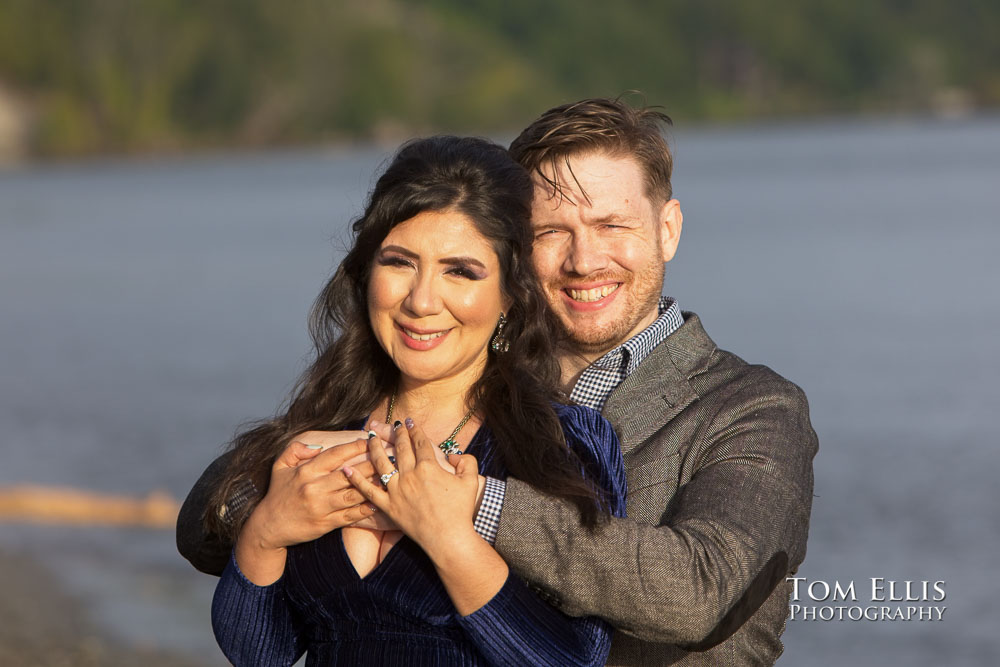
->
xmin=549 ymin=260 xmax=664 ymax=358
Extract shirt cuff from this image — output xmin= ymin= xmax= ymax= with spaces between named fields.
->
xmin=472 ymin=476 xmax=505 ymax=545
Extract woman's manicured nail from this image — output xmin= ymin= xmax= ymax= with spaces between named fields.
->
xmin=405 ymin=417 xmax=414 ymax=429
xmin=367 ymin=430 xmax=378 ymax=439
xmin=343 ymin=466 xmax=354 ymax=477
xmin=368 ymin=505 xmax=378 ymax=513
xmin=305 ymin=444 xmax=323 ymax=450
xmin=393 ymin=420 xmax=402 ymax=430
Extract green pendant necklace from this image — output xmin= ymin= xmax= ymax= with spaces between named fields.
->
xmin=384 ymin=389 xmax=474 ymax=455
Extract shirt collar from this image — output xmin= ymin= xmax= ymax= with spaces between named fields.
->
xmin=591 ymin=296 xmax=682 ymax=375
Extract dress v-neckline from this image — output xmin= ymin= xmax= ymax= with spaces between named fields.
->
xmin=334 ymin=419 xmax=490 ymax=582
xmin=336 ymin=529 xmax=409 ymax=581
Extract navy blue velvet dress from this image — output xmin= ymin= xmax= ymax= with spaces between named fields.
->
xmin=212 ymin=404 xmax=627 ymax=666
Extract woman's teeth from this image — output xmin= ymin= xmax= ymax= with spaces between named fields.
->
xmin=568 ymin=284 xmax=618 ymax=302
xmin=404 ymin=328 xmax=446 ymax=341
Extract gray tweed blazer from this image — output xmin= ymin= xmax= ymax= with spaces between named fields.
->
xmin=495 ymin=313 xmax=817 ymax=665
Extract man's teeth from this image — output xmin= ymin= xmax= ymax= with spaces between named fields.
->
xmin=404 ymin=328 xmax=446 ymax=341
xmin=568 ymin=285 xmax=619 ymax=302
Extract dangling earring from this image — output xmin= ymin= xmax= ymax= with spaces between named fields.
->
xmin=491 ymin=312 xmax=509 ymax=353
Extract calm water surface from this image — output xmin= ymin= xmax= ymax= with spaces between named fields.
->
xmin=2 ymin=115 xmax=998 ymax=665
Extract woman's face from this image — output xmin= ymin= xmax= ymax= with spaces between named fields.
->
xmin=368 ymin=209 xmax=507 ymax=388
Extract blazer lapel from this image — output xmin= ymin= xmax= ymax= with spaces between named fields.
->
xmin=601 ymin=312 xmax=715 ymax=455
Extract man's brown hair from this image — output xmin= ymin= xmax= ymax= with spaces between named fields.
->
xmin=509 ymin=95 xmax=674 ymax=204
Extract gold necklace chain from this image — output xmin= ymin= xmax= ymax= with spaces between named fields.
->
xmin=384 ymin=389 xmax=474 ymax=455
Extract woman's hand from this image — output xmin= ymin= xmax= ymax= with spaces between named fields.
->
xmin=236 ymin=431 xmax=381 ymax=584
xmin=344 ymin=421 xmax=506 ymax=615
xmin=364 ymin=419 xmax=458 ymax=475
xmin=349 ymin=420 xmax=461 ymax=533
xmin=345 ymin=423 xmax=480 ymax=551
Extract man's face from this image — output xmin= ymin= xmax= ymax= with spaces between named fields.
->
xmin=530 ymin=151 xmax=682 ymax=359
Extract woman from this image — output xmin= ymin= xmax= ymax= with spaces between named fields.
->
xmin=210 ymin=136 xmax=626 ymax=666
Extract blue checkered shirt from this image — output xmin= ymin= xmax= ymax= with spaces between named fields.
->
xmin=474 ymin=297 xmax=683 ymax=543
xmin=569 ymin=297 xmax=683 ymax=411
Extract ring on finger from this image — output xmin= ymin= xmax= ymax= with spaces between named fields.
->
xmin=379 ymin=469 xmax=399 ymax=487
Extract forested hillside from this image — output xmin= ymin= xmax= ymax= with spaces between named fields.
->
xmin=0 ymin=0 xmax=996 ymax=157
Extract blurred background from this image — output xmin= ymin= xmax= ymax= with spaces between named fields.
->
xmin=1 ymin=1 xmax=997 ymax=665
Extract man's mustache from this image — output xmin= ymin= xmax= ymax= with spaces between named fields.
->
xmin=546 ymin=271 xmax=628 ymax=290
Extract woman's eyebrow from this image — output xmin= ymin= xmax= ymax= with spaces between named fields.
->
xmin=379 ymin=245 xmax=418 ymax=258
xmin=381 ymin=246 xmax=487 ymax=270
xmin=440 ymin=256 xmax=487 ymax=270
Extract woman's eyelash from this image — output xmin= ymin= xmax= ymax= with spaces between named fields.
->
xmin=378 ymin=255 xmax=412 ymax=267
xmin=448 ymin=266 xmax=482 ymax=280
xmin=378 ymin=255 xmax=482 ymax=280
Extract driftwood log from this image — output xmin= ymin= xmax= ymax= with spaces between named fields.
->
xmin=0 ymin=485 xmax=180 ymax=529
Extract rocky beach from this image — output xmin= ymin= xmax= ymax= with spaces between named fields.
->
xmin=0 ymin=548 xmax=209 ymax=667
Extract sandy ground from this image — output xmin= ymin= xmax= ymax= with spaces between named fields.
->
xmin=0 ymin=549 xmax=212 ymax=667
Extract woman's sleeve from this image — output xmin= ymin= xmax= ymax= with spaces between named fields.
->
xmin=456 ymin=404 xmax=627 ymax=666
xmin=211 ymin=551 xmax=306 ymax=667
xmin=457 ymin=575 xmax=613 ymax=666
xmin=556 ymin=404 xmax=628 ymax=518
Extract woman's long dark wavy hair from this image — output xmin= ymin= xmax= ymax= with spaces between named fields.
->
xmin=207 ymin=136 xmax=607 ymax=541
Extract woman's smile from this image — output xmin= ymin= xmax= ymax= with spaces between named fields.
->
xmin=396 ymin=322 xmax=453 ymax=349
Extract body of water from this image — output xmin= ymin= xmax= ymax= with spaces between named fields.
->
xmin=2 ymin=115 xmax=998 ymax=665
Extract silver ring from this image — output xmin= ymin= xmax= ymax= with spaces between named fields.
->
xmin=379 ymin=469 xmax=398 ymax=487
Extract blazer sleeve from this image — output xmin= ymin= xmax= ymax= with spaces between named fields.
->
xmin=176 ymin=450 xmax=241 ymax=576
xmin=493 ymin=373 xmax=817 ymax=647
xmin=211 ymin=552 xmax=305 ymax=667
xmin=456 ymin=405 xmax=627 ymax=666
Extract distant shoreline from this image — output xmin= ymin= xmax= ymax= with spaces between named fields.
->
xmin=2 ymin=107 xmax=996 ymax=171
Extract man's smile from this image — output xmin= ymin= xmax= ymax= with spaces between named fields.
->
xmin=565 ymin=283 xmax=621 ymax=303
xmin=559 ymin=281 xmax=623 ymax=312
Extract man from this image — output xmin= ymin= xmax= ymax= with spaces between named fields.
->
xmin=178 ymin=98 xmax=817 ymax=665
